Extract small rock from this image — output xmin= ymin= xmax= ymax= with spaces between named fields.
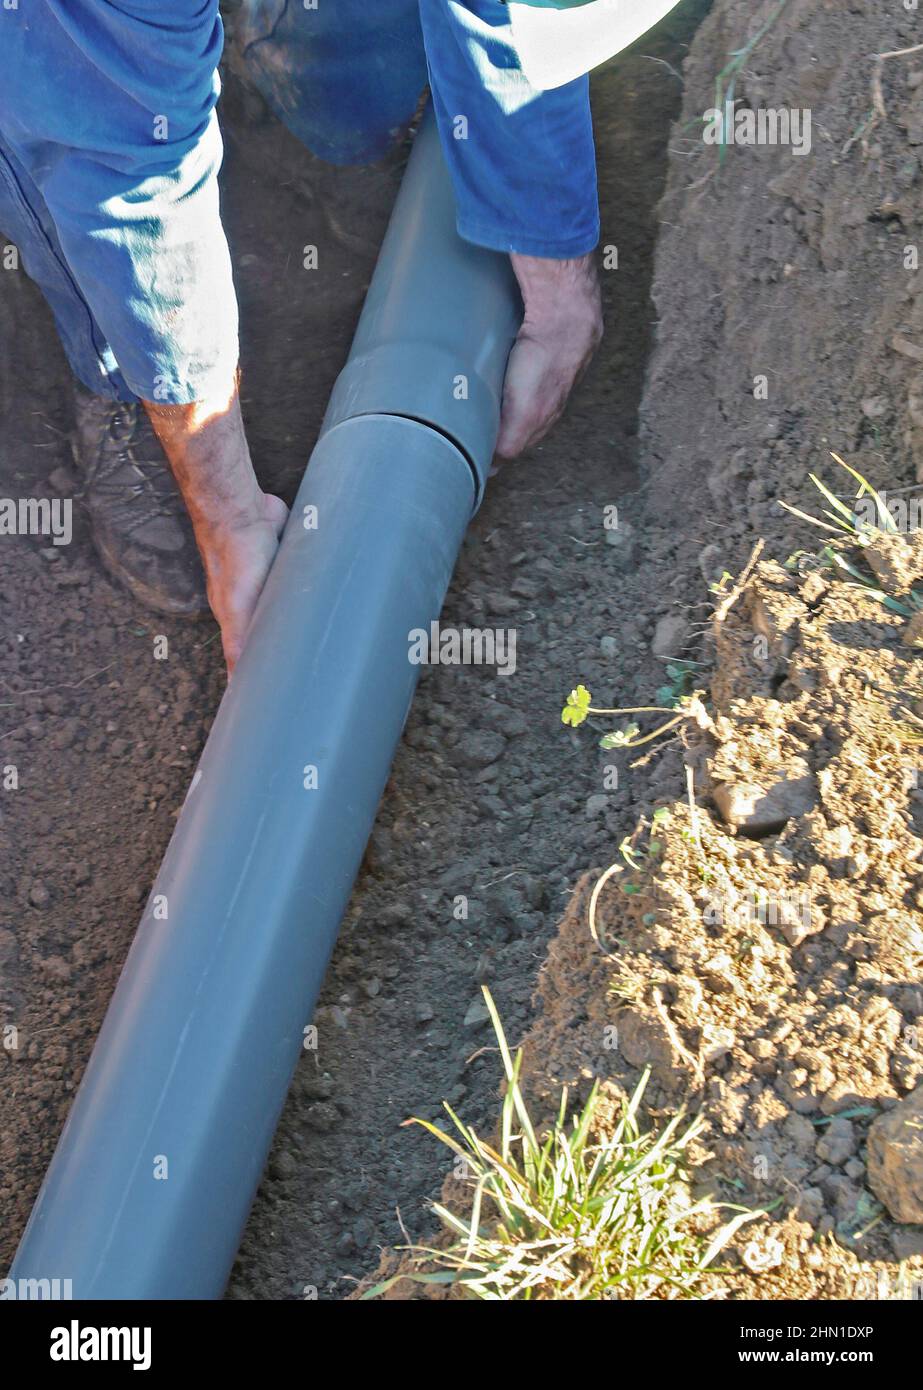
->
xmin=365 ymin=827 xmax=395 ymax=874
xmin=455 ymin=729 xmax=507 ymax=769
xmin=801 ymin=571 xmax=827 ymax=605
xmin=701 ymin=1024 xmax=735 ymax=1064
xmin=352 ymin=1217 xmax=374 ymax=1250
xmin=713 ymin=758 xmax=817 ymax=838
xmin=891 ymin=334 xmax=923 ymax=363
xmin=585 ymin=793 xmax=610 ymax=819
xmin=891 ymin=1227 xmax=923 ymax=1260
xmin=519 ymin=874 xmax=545 ymax=910
xmin=482 ymin=703 xmax=528 ymax=738
xmin=698 ymin=543 xmax=725 ymax=586
xmin=783 ymin=1112 xmax=817 ymax=1154
xmin=270 ymin=1150 xmax=298 ymax=1181
xmin=303 ymin=1101 xmax=341 ymax=1133
xmin=605 ymin=521 xmax=637 ymax=565
xmin=298 ymin=1070 xmax=335 ymax=1101
xmin=820 ymin=1081 xmax=870 ymax=1117
xmin=438 ymin=860 xmax=478 ymax=894
xmin=792 ymin=1186 xmax=825 ymax=1224
xmin=778 ymin=904 xmax=825 ymax=949
xmin=510 ymin=576 xmax=540 ymax=600
xmin=28 ymin=881 xmax=50 ymax=909
xmin=816 ymin=1117 xmax=856 ymax=1167
xmin=463 ymin=997 xmax=491 ymax=1027
xmin=867 ymin=1083 xmax=923 ymax=1222
xmin=651 ymin=614 xmax=689 ymax=658
xmin=376 ymin=901 xmax=409 ymax=929
xmin=903 ymin=610 xmax=923 ymax=650
xmin=39 ymin=955 xmax=71 ymax=983
xmin=54 ymin=569 xmax=88 ymax=588
xmin=599 ymin=635 xmax=619 ymax=658
xmin=484 ymin=591 xmax=519 ymax=616
xmin=50 ymin=720 xmax=77 ymax=751
xmin=618 ymin=1008 xmax=691 ymax=1093
xmin=865 ymin=533 xmax=921 ymax=597
xmin=414 ymin=1002 xmax=435 ymax=1024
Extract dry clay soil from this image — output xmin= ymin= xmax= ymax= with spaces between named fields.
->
xmin=2 ymin=0 xmax=923 ymax=1300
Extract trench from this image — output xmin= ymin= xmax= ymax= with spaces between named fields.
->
xmin=228 ymin=5 xmax=711 ymax=1297
xmin=0 ymin=3 xmax=709 ymax=1297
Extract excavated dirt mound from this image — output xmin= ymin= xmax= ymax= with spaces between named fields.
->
xmin=522 ymin=542 xmax=923 ymax=1294
xmin=359 ymin=539 xmax=923 ymax=1300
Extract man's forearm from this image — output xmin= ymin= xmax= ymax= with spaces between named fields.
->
xmin=144 ymin=381 xmax=264 ymax=535
xmin=144 ymin=384 xmax=288 ymax=674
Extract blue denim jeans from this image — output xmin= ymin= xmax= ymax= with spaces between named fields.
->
xmin=0 ymin=1 xmax=597 ymax=404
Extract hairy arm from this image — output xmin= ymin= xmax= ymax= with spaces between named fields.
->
xmin=144 ymin=386 xmax=287 ymax=674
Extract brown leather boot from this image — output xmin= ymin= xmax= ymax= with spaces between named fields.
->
xmin=72 ymin=388 xmax=209 ymax=617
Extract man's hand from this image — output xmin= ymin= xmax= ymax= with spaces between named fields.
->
xmin=144 ymin=383 xmax=288 ymax=675
xmin=496 ymin=251 xmax=603 ymax=459
xmin=191 ymin=497 xmax=288 ymax=675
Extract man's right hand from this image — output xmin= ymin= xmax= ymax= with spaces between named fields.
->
xmin=144 ymin=382 xmax=288 ymax=675
xmin=194 ymin=495 xmax=288 ymax=674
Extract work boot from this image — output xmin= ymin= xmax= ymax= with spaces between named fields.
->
xmin=71 ymin=388 xmax=209 ymax=617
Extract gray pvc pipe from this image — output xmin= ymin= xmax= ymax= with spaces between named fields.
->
xmin=323 ymin=111 xmax=521 ymax=497
xmin=9 ymin=110 xmax=521 ymax=1299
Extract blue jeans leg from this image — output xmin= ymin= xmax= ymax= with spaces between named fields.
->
xmin=0 ymin=134 xmax=137 ymax=402
xmin=235 ymin=0 xmax=428 ymax=165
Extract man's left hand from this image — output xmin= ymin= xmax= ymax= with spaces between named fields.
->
xmin=496 ymin=251 xmax=603 ymax=458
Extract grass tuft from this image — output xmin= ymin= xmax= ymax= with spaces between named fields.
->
xmin=782 ymin=452 xmax=923 ymax=617
xmin=365 ymin=989 xmax=757 ymax=1301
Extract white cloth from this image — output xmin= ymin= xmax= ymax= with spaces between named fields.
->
xmin=508 ymin=0 xmax=683 ymax=90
